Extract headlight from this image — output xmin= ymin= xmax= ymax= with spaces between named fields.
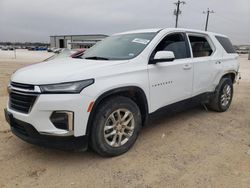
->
xmin=40 ymin=79 xmax=94 ymax=94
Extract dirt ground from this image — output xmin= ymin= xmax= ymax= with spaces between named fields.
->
xmin=0 ymin=50 xmax=250 ymax=188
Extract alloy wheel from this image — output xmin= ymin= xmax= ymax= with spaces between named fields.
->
xmin=104 ymin=109 xmax=135 ymax=147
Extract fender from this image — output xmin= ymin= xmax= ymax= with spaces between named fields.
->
xmin=221 ymin=70 xmax=237 ymax=82
xmin=214 ymin=70 xmax=237 ymax=89
xmin=85 ymin=86 xmax=149 ymax=136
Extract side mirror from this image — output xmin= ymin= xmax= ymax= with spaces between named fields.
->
xmin=151 ymin=51 xmax=175 ymax=64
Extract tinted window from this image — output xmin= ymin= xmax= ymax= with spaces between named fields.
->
xmin=154 ymin=33 xmax=190 ymax=59
xmin=189 ymin=36 xmax=213 ymax=58
xmin=215 ymin=36 xmax=236 ymax=53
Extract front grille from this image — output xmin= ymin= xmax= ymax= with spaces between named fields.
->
xmin=11 ymin=82 xmax=34 ymax=90
xmin=9 ymin=92 xmax=37 ymax=113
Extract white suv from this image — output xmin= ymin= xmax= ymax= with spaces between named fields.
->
xmin=5 ymin=28 xmax=239 ymax=156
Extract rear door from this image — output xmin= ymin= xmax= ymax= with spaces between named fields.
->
xmin=187 ymin=33 xmax=221 ymax=95
xmin=148 ymin=32 xmax=193 ymax=112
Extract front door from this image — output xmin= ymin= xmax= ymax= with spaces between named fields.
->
xmin=148 ymin=32 xmax=193 ymax=112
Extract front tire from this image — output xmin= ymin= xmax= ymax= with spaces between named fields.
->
xmin=90 ymin=96 xmax=142 ymax=157
xmin=207 ymin=77 xmax=233 ymax=112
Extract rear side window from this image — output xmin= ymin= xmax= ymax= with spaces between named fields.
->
xmin=188 ymin=35 xmax=213 ymax=58
xmin=215 ymin=36 xmax=236 ymax=53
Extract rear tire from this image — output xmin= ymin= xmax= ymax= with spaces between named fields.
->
xmin=90 ymin=96 xmax=142 ymax=157
xmin=207 ymin=78 xmax=233 ymax=112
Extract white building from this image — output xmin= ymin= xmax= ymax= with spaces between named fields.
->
xmin=50 ymin=34 xmax=108 ymax=49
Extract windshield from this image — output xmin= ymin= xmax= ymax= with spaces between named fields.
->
xmin=82 ymin=32 xmax=157 ymax=60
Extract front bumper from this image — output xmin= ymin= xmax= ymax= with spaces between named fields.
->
xmin=4 ymin=108 xmax=88 ymax=151
xmin=7 ymin=93 xmax=93 ymax=137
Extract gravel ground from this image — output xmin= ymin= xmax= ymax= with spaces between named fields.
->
xmin=0 ymin=50 xmax=250 ymax=188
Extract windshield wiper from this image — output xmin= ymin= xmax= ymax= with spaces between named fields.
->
xmin=85 ymin=56 xmax=109 ymax=60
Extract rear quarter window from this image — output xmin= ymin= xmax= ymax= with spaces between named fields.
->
xmin=215 ymin=36 xmax=236 ymax=53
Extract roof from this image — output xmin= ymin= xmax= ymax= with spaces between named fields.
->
xmin=50 ymin=34 xmax=108 ymax=37
xmin=169 ymin=28 xmax=228 ymax=37
xmin=114 ymin=28 xmax=228 ymax=38
xmin=115 ymin=28 xmax=162 ymax=35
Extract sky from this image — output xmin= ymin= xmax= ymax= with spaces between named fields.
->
xmin=0 ymin=0 xmax=249 ymax=44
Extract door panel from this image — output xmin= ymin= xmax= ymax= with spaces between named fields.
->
xmin=148 ymin=59 xmax=193 ymax=112
xmin=187 ymin=34 xmax=221 ymax=95
xmin=192 ymin=57 xmax=222 ymax=95
xmin=148 ymin=32 xmax=193 ymax=112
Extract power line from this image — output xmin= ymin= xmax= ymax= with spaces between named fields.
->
xmin=203 ymin=8 xmax=215 ymax=31
xmin=174 ymin=0 xmax=186 ymax=28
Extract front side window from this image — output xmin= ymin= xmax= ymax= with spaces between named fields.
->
xmin=82 ymin=32 xmax=157 ymax=60
xmin=153 ymin=33 xmax=190 ymax=59
xmin=188 ymin=35 xmax=213 ymax=58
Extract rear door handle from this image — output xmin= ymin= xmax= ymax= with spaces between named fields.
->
xmin=183 ymin=64 xmax=192 ymax=70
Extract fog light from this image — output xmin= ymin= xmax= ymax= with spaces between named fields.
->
xmin=50 ymin=111 xmax=74 ymax=131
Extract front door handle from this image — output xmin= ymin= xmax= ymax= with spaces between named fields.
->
xmin=183 ymin=64 xmax=192 ymax=70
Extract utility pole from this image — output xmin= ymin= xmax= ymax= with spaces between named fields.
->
xmin=13 ymin=42 xmax=16 ymax=59
xmin=203 ymin=8 xmax=215 ymax=31
xmin=174 ymin=0 xmax=186 ymax=28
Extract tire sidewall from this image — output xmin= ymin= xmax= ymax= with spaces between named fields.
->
xmin=91 ymin=97 xmax=142 ymax=156
xmin=218 ymin=78 xmax=233 ymax=111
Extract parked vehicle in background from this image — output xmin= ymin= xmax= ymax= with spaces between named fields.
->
xmin=44 ymin=48 xmax=86 ymax=61
xmin=27 ymin=46 xmax=36 ymax=51
xmin=27 ymin=46 xmax=48 ymax=51
xmin=236 ymin=47 xmax=249 ymax=54
xmin=71 ymin=48 xmax=86 ymax=58
xmin=4 ymin=28 xmax=239 ymax=157
xmin=47 ymin=47 xmax=56 ymax=52
xmin=1 ymin=46 xmax=9 ymax=50
xmin=44 ymin=49 xmax=72 ymax=61
xmin=53 ymin=48 xmax=62 ymax=54
xmin=8 ymin=46 xmax=14 ymax=50
xmin=35 ymin=46 xmax=47 ymax=51
xmin=1 ymin=46 xmax=15 ymax=50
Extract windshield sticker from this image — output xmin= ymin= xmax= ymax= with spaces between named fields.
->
xmin=132 ymin=38 xmax=150 ymax=45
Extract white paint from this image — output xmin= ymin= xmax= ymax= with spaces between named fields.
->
xmin=7 ymin=28 xmax=239 ymax=137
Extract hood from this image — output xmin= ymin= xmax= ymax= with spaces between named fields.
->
xmin=11 ymin=58 xmax=128 ymax=85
